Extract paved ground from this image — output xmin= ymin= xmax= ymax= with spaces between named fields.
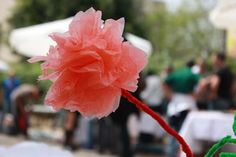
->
xmin=0 ymin=134 xmax=162 ymax=157
xmin=0 ymin=134 xmax=114 ymax=157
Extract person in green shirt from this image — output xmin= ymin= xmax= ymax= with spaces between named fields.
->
xmin=165 ymin=66 xmax=200 ymax=94
xmin=164 ymin=60 xmax=200 ymax=157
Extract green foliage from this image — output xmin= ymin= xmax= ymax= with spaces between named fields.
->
xmin=0 ymin=24 xmax=2 ymax=43
xmin=227 ymin=58 xmax=236 ymax=72
xmin=9 ymin=0 xmax=99 ymax=28
xmin=9 ymin=0 xmax=145 ymax=36
xmin=144 ymin=0 xmax=223 ymax=73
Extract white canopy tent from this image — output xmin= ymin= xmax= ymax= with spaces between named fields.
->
xmin=210 ymin=0 xmax=236 ymax=29
xmin=125 ymin=33 xmax=152 ymax=57
xmin=9 ymin=18 xmax=152 ymax=57
xmin=9 ymin=18 xmax=72 ymax=57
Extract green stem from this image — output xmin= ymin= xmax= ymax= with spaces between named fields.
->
xmin=205 ymin=136 xmax=236 ymax=157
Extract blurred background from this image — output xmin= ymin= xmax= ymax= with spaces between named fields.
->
xmin=0 ymin=0 xmax=236 ymax=157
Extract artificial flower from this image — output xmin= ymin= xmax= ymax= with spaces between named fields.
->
xmin=29 ymin=8 xmax=147 ymax=118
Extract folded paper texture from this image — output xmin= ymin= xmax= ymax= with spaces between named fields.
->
xmin=28 ymin=8 xmax=147 ymax=118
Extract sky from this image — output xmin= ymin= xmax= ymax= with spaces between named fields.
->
xmin=149 ymin=0 xmax=183 ymax=11
xmin=165 ymin=0 xmax=182 ymax=10
xmin=159 ymin=0 xmax=217 ymax=11
xmin=150 ymin=0 xmax=182 ymax=11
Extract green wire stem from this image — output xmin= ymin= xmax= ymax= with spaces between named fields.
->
xmin=205 ymin=113 xmax=236 ymax=157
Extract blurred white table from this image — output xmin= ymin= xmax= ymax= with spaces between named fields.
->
xmin=138 ymin=113 xmax=165 ymax=138
xmin=179 ymin=111 xmax=235 ymax=157
xmin=32 ymin=104 xmax=57 ymax=114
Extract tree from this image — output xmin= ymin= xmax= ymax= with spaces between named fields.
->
xmin=9 ymin=0 xmax=145 ymax=36
xmin=9 ymin=0 xmax=98 ymax=28
xmin=145 ymin=0 xmax=223 ymax=72
xmin=0 ymin=24 xmax=2 ymax=43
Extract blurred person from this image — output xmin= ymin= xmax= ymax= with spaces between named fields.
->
xmin=192 ymin=58 xmax=209 ymax=109
xmin=160 ymin=65 xmax=174 ymax=114
xmin=208 ymin=52 xmax=234 ymax=110
xmin=111 ymin=73 xmax=145 ymax=157
xmin=141 ymin=70 xmax=164 ymax=113
xmin=64 ymin=111 xmax=79 ymax=151
xmin=139 ymin=70 xmax=165 ymax=144
xmin=10 ymin=84 xmax=39 ymax=137
xmin=0 ymin=88 xmax=3 ymax=132
xmin=186 ymin=59 xmax=195 ymax=69
xmin=110 ymin=98 xmax=139 ymax=157
xmin=160 ymin=64 xmax=174 ymax=80
xmin=97 ymin=117 xmax=120 ymax=154
xmin=192 ymin=58 xmax=207 ymax=75
xmin=2 ymin=70 xmax=21 ymax=113
xmin=163 ymin=60 xmax=200 ymax=157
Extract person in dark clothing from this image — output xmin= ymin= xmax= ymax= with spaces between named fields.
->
xmin=11 ymin=84 xmax=39 ymax=137
xmin=208 ymin=53 xmax=234 ymax=110
xmin=2 ymin=71 xmax=21 ymax=113
xmin=111 ymin=100 xmax=137 ymax=157
xmin=110 ymin=74 xmax=145 ymax=157
xmin=216 ymin=67 xmax=233 ymax=99
xmin=64 ymin=111 xmax=79 ymax=151
xmin=97 ymin=116 xmax=119 ymax=154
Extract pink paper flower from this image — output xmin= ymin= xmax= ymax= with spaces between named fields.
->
xmin=29 ymin=8 xmax=147 ymax=118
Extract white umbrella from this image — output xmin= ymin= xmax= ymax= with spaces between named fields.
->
xmin=210 ymin=0 xmax=236 ymax=29
xmin=9 ymin=18 xmax=72 ymax=57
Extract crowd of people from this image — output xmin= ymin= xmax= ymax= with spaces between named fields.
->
xmin=62 ymin=52 xmax=235 ymax=157
xmin=162 ymin=52 xmax=234 ymax=157
xmin=0 ymin=71 xmax=39 ymax=137
xmin=0 ymin=52 xmax=235 ymax=157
